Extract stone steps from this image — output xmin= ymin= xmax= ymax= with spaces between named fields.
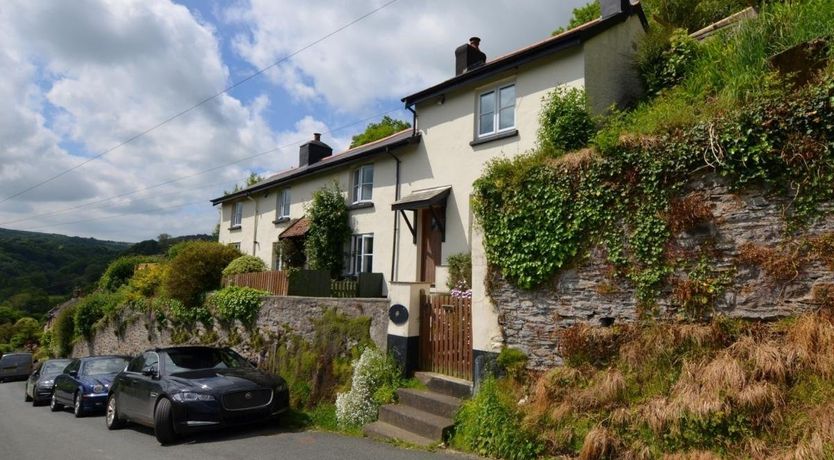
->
xmin=363 ymin=373 xmax=471 ymax=446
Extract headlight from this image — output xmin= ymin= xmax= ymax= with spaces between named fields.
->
xmin=274 ymin=381 xmax=287 ymax=392
xmin=172 ymin=392 xmax=215 ymax=402
xmin=39 ymin=380 xmax=54 ymax=388
xmin=93 ymin=384 xmax=105 ymax=393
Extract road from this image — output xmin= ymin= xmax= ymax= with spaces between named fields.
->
xmin=0 ymin=381 xmax=471 ymax=460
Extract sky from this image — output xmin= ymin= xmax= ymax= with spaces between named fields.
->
xmin=0 ymin=0 xmax=588 ymax=243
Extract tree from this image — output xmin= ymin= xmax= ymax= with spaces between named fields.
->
xmin=10 ymin=317 xmax=41 ymax=350
xmin=222 ymin=255 xmax=267 ymax=276
xmin=305 ymin=183 xmax=352 ymax=277
xmin=224 ymin=171 xmax=264 ymax=195
xmin=552 ymin=2 xmax=600 ymax=35
xmin=350 ymin=116 xmax=411 ymax=148
xmin=162 ymin=241 xmax=242 ymax=307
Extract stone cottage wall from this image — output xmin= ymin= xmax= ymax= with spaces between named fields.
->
xmin=71 ymin=296 xmax=390 ymax=359
xmin=491 ymin=173 xmax=834 ymax=370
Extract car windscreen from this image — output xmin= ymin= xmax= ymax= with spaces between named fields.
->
xmin=164 ymin=349 xmax=250 ymax=373
xmin=41 ymin=361 xmax=71 ymax=376
xmin=82 ymin=358 xmax=128 ymax=376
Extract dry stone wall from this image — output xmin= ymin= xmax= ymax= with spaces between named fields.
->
xmin=492 ymin=173 xmax=834 ymax=370
xmin=71 ymin=296 xmax=389 ymax=359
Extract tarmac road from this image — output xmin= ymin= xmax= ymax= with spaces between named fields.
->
xmin=0 ymin=380 xmax=471 ymax=460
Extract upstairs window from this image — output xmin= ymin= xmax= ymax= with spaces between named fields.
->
xmin=477 ymin=83 xmax=515 ymax=137
xmin=277 ymin=189 xmax=291 ymax=219
xmin=352 ymin=165 xmax=374 ymax=204
xmin=349 ymin=234 xmax=374 ymax=274
xmin=231 ymin=202 xmax=244 ymax=228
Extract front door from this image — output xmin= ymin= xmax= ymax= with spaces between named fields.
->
xmin=420 ymin=207 xmax=444 ymax=284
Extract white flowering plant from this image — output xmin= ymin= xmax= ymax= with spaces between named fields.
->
xmin=335 ymin=347 xmax=404 ymax=428
xmin=451 ymin=280 xmax=472 ymax=299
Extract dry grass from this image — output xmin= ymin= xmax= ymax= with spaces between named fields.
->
xmin=781 ymin=403 xmax=834 ymax=460
xmin=666 ymin=193 xmax=714 ymax=234
xmin=785 ymin=314 xmax=834 ymax=378
xmin=737 ymin=242 xmax=809 ymax=286
xmin=662 ymin=451 xmax=722 ymax=460
xmin=579 ymin=427 xmax=621 ymax=460
xmin=545 ymin=147 xmax=598 ymax=171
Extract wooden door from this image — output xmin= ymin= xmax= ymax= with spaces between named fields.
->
xmin=420 ymin=207 xmax=443 ymax=284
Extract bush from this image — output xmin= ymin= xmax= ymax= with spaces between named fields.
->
xmin=52 ymin=304 xmax=76 ymax=357
xmin=305 ymin=183 xmax=352 ymax=277
xmin=164 ymin=298 xmax=212 ymax=327
xmin=452 ymin=377 xmax=544 ymax=460
xmin=126 ymin=263 xmax=165 ymax=298
xmin=497 ymin=347 xmax=528 ymax=381
xmin=335 ymin=347 xmax=404 ymax=428
xmin=208 ymin=286 xmax=268 ymax=327
xmin=637 ymin=28 xmax=701 ymax=96
xmin=538 ymin=87 xmax=596 ymax=153
xmin=73 ymin=291 xmax=123 ymax=340
xmin=222 ymin=255 xmax=267 ymax=277
xmin=10 ymin=317 xmax=41 ymax=350
xmin=446 ymin=253 xmax=472 ymax=291
xmin=161 ymin=241 xmax=241 ymax=307
xmin=99 ymin=256 xmax=155 ymax=292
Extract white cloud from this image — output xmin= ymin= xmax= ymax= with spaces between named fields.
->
xmin=225 ymin=0 xmax=588 ymax=113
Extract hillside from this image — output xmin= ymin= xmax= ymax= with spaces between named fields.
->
xmin=0 ymin=228 xmax=129 ymax=315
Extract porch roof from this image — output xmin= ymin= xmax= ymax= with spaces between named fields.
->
xmin=391 ymin=186 xmax=451 ymax=211
xmin=278 ymin=217 xmax=310 ymax=239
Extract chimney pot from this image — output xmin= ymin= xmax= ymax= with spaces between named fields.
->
xmin=313 ymin=133 xmax=321 ymax=141
xmin=454 ymin=38 xmax=486 ymax=76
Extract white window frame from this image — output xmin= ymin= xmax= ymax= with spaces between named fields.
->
xmin=477 ymin=83 xmax=516 ymax=138
xmin=277 ymin=189 xmax=291 ymax=219
xmin=231 ymin=202 xmax=244 ymax=228
xmin=352 ymin=164 xmax=374 ymax=204
xmin=229 ymin=242 xmax=241 ymax=251
xmin=349 ymin=234 xmax=374 ymax=275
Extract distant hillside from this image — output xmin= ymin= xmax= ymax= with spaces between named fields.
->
xmin=0 ymin=228 xmax=129 ymax=315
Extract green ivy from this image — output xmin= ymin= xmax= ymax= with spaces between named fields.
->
xmin=473 ymin=72 xmax=834 ymax=305
xmin=208 ymin=286 xmax=269 ymax=327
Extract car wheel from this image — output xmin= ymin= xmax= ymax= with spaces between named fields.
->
xmin=106 ymin=394 xmax=126 ymax=430
xmin=73 ymin=392 xmax=84 ymax=418
xmin=50 ymin=393 xmax=63 ymax=412
xmin=154 ymin=398 xmax=177 ymax=445
xmin=25 ymin=388 xmax=33 ymax=402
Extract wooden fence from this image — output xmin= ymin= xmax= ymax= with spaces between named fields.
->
xmin=223 ymin=271 xmax=289 ymax=296
xmin=331 ymin=279 xmax=358 ymax=298
xmin=419 ymin=292 xmax=473 ymax=381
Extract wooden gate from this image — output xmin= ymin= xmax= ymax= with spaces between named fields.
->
xmin=419 ymin=292 xmax=473 ymax=381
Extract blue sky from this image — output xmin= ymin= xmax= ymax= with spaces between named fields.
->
xmin=0 ymin=0 xmax=587 ymax=242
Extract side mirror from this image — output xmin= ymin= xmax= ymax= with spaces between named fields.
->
xmin=68 ymin=370 xmax=77 ymax=378
xmin=141 ymin=365 xmax=158 ymax=378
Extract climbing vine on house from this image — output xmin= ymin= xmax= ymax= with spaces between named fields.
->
xmin=473 ymin=72 xmax=834 ymax=308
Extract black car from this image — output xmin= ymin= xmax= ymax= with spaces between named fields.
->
xmin=25 ymin=358 xmax=72 ymax=405
xmin=51 ymin=355 xmax=131 ymax=417
xmin=106 ymin=346 xmax=289 ymax=444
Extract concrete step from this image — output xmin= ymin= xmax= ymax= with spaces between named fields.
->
xmin=363 ymin=420 xmax=437 ymax=447
xmin=378 ymin=403 xmax=454 ymax=441
xmin=414 ymin=372 xmax=473 ymax=399
xmin=397 ymin=388 xmax=462 ymax=419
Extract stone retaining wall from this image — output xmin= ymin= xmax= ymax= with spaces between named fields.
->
xmin=71 ymin=296 xmax=390 ymax=359
xmin=492 ymin=173 xmax=834 ymax=370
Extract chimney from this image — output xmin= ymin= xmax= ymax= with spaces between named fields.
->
xmin=454 ymin=36 xmax=486 ymax=76
xmin=299 ymin=132 xmax=332 ymax=167
xmin=600 ymin=0 xmax=629 ymax=20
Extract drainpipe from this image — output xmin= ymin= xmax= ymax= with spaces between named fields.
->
xmin=388 ymin=147 xmax=401 ymax=282
xmin=406 ymin=105 xmax=417 ymax=136
xmin=246 ymin=194 xmax=258 ymax=257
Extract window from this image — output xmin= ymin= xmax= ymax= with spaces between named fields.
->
xmin=277 ymin=189 xmax=291 ymax=219
xmin=478 ymin=83 xmax=515 ymax=137
xmin=229 ymin=242 xmax=241 ymax=251
xmin=231 ymin=202 xmax=244 ymax=228
xmin=349 ymin=234 xmax=374 ymax=274
xmin=352 ymin=165 xmax=373 ymax=203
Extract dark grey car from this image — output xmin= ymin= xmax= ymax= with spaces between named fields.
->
xmin=25 ymin=359 xmax=72 ymax=405
xmin=0 ymin=352 xmax=33 ymax=382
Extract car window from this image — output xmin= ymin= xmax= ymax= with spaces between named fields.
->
xmin=127 ymin=355 xmax=145 ymax=373
xmin=65 ymin=360 xmax=80 ymax=374
xmin=142 ymin=352 xmax=159 ymax=372
xmin=41 ymin=360 xmax=71 ymax=377
xmin=163 ymin=349 xmax=250 ymax=374
xmin=82 ymin=358 xmax=128 ymax=376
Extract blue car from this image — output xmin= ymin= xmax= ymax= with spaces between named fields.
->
xmin=51 ymin=355 xmax=130 ymax=417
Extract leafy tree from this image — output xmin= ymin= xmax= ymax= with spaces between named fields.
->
xmin=224 ymin=172 xmax=264 ymax=195
xmin=52 ymin=304 xmax=76 ymax=357
xmin=10 ymin=317 xmax=41 ymax=350
xmin=552 ymin=2 xmax=600 ymax=35
xmin=350 ymin=116 xmax=411 ymax=148
xmin=99 ymin=255 xmax=155 ymax=292
xmin=162 ymin=241 xmax=242 ymax=307
xmin=0 ymin=305 xmax=22 ymax=325
xmin=305 ymin=183 xmax=352 ymax=277
xmin=222 ymin=255 xmax=267 ymax=276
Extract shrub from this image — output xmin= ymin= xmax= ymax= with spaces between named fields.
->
xmin=538 ymin=87 xmax=596 ymax=153
xmin=497 ymin=347 xmax=529 ymax=381
xmin=98 ymin=256 xmax=155 ymax=292
xmin=208 ymin=286 xmax=268 ymax=327
xmin=452 ymin=377 xmax=544 ymax=460
xmin=127 ymin=263 xmax=164 ymax=298
xmin=637 ymin=28 xmax=701 ymax=96
xmin=10 ymin=317 xmax=41 ymax=350
xmin=73 ymin=291 xmax=126 ymax=340
xmin=161 ymin=241 xmax=241 ymax=307
xmin=165 ymin=298 xmax=212 ymax=327
xmin=335 ymin=347 xmax=404 ymax=428
xmin=305 ymin=183 xmax=352 ymax=277
xmin=446 ymin=252 xmax=472 ymax=291
xmin=222 ymin=255 xmax=267 ymax=277
xmin=52 ymin=304 xmax=76 ymax=357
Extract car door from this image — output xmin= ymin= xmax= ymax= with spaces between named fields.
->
xmin=133 ymin=352 xmax=161 ymax=424
xmin=118 ymin=355 xmax=145 ymax=418
xmin=26 ymin=367 xmax=40 ymax=398
xmin=55 ymin=360 xmax=79 ymax=404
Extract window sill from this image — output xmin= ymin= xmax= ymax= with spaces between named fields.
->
xmin=349 ymin=202 xmax=374 ymax=211
xmin=273 ymin=217 xmax=291 ymax=225
xmin=228 ymin=225 xmax=242 ymax=232
xmin=470 ymin=129 xmax=518 ymax=147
